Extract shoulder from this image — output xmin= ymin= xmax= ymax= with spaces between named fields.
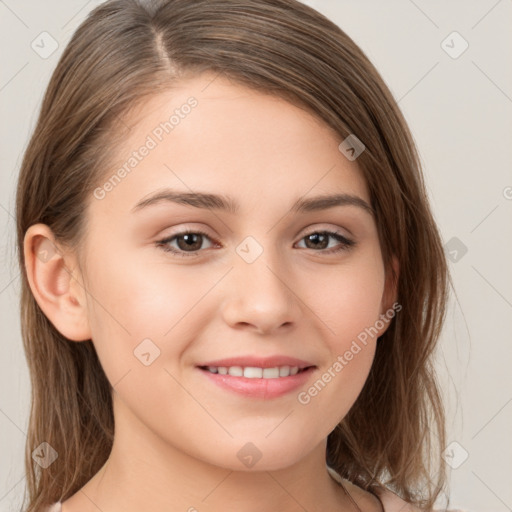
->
xmin=373 ymin=487 xmax=424 ymax=512
xmin=328 ymin=466 xmax=425 ymax=512
xmin=328 ymin=467 xmax=458 ymax=512
xmin=374 ymin=489 xmax=467 ymax=512
xmin=342 ymin=479 xmax=387 ymax=512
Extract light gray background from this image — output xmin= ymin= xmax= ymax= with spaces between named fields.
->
xmin=1 ymin=1 xmax=511 ymax=511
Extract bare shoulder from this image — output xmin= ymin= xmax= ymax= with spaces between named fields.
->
xmin=372 ymin=486 xmax=424 ymax=512
xmin=342 ymin=479 xmax=388 ymax=512
xmin=341 ymin=476 xmax=463 ymax=512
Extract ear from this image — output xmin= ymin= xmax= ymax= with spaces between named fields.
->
xmin=23 ymin=223 xmax=91 ymax=342
xmin=376 ymin=255 xmax=400 ymax=338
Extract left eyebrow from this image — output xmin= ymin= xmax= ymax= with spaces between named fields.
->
xmin=130 ymin=188 xmax=374 ymax=217
xmin=291 ymin=193 xmax=374 ymax=217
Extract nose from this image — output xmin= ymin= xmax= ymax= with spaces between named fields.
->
xmin=220 ymin=245 xmax=301 ymax=335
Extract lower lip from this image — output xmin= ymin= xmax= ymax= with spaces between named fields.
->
xmin=198 ymin=367 xmax=316 ymax=399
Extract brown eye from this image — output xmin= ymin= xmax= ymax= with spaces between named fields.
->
xmin=155 ymin=229 xmax=355 ymax=259
xmin=296 ymin=231 xmax=355 ymax=254
xmin=156 ymin=230 xmax=216 ymax=257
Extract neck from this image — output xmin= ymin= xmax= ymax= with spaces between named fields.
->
xmin=87 ymin=442 xmax=349 ymax=512
xmin=68 ymin=395 xmax=353 ymax=512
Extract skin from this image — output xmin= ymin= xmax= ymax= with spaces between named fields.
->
xmin=24 ymin=72 xmax=398 ymax=512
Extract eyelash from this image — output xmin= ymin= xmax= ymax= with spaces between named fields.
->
xmin=155 ymin=229 xmax=356 ymax=258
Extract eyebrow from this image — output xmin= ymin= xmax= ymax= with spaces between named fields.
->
xmin=131 ymin=188 xmax=374 ymax=217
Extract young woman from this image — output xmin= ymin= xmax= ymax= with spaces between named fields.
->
xmin=16 ymin=1 xmax=456 ymax=510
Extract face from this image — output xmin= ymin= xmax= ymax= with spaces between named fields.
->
xmin=74 ymin=72 xmax=395 ymax=471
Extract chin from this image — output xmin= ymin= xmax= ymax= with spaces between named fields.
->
xmin=196 ymin=431 xmax=318 ymax=472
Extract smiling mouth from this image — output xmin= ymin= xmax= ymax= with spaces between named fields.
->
xmin=198 ymin=365 xmax=315 ymax=379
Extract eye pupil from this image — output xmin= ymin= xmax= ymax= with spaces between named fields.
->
xmin=178 ymin=233 xmax=202 ymax=251
xmin=305 ymin=233 xmax=328 ymax=249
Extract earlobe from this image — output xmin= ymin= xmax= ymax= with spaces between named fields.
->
xmin=23 ymin=223 xmax=91 ymax=342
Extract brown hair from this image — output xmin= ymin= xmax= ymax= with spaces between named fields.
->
xmin=16 ymin=0 xmax=451 ymax=510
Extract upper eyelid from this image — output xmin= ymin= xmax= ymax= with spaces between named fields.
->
xmin=159 ymin=222 xmax=354 ymax=239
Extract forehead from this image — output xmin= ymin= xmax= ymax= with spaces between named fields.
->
xmin=92 ymin=72 xmax=369 ymax=219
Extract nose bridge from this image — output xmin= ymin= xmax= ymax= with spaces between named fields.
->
xmin=235 ymin=234 xmax=288 ymax=296
xmin=221 ymin=234 xmax=299 ymax=332
xmin=241 ymin=228 xmax=290 ymax=273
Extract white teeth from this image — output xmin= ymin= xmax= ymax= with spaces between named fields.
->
xmin=244 ymin=367 xmax=263 ymax=378
xmin=205 ymin=365 xmax=302 ymax=378
xmin=262 ymin=367 xmax=280 ymax=379
xmin=228 ymin=366 xmax=243 ymax=377
xmin=279 ymin=365 xmax=290 ymax=377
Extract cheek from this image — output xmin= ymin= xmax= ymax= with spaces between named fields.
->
xmin=82 ymin=249 xmax=215 ymax=381
xmin=298 ymin=250 xmax=384 ymax=415
xmin=314 ymin=250 xmax=385 ymax=353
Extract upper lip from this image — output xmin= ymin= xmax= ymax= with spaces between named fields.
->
xmin=197 ymin=355 xmax=315 ymax=369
